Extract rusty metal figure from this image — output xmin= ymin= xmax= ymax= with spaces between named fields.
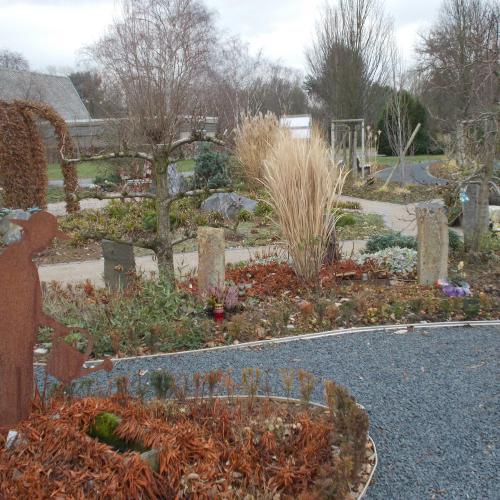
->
xmin=0 ymin=212 xmax=112 ymax=426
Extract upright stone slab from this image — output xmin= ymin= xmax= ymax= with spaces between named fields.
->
xmin=416 ymin=200 xmax=448 ymax=285
xmin=197 ymin=227 xmax=225 ymax=293
xmin=101 ymin=240 xmax=136 ymax=290
xmin=462 ymin=182 xmax=490 ymax=251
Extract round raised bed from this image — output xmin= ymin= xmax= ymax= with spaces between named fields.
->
xmin=217 ymin=395 xmax=378 ymax=499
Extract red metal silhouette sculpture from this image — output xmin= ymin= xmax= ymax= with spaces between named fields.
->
xmin=0 ymin=212 xmax=112 ymax=426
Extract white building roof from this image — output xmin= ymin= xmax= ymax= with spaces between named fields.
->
xmin=280 ymin=114 xmax=312 ymax=139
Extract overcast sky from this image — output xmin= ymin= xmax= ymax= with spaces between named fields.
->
xmin=0 ymin=0 xmax=442 ymax=74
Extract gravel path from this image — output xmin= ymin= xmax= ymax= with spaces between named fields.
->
xmin=375 ymin=161 xmax=448 ymax=186
xmin=35 ymin=324 xmax=499 ymax=499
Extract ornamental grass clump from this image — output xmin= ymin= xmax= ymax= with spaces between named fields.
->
xmin=235 ymin=112 xmax=280 ymax=186
xmin=263 ymin=130 xmax=346 ymax=284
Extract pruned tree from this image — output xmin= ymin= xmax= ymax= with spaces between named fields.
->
xmin=0 ymin=49 xmax=29 ymax=71
xmin=305 ymin=0 xmax=394 ymax=176
xmin=67 ymin=0 xmax=227 ymax=280
xmin=417 ymin=0 xmax=499 ymax=252
xmin=0 ymin=100 xmax=78 ymax=212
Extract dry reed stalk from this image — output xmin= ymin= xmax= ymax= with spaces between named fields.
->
xmin=263 ymin=129 xmax=346 ymax=284
xmin=235 ymin=112 xmax=280 ymax=186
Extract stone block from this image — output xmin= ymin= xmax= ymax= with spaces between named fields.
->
xmin=416 ymin=200 xmax=448 ymax=285
xmin=101 ymin=240 xmax=136 ymax=290
xmin=197 ymin=227 xmax=225 ymax=294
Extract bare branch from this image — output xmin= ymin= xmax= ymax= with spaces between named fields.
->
xmin=166 ymin=187 xmax=232 ymax=207
xmin=170 ymin=133 xmax=225 ymax=153
xmin=79 ymin=190 xmax=155 ymax=200
xmin=64 ymin=151 xmax=154 ymax=164
xmin=172 ymin=232 xmax=197 ymax=246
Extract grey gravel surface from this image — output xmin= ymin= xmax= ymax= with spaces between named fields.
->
xmin=35 ymin=324 xmax=500 ymax=499
xmin=376 ymin=161 xmax=448 ymax=185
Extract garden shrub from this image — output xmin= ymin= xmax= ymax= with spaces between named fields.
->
xmin=88 ymin=412 xmax=129 ymax=451
xmin=365 ymin=232 xmax=417 ymax=253
xmin=0 ymin=100 xmax=78 ymax=212
xmin=193 ymin=143 xmax=231 ymax=189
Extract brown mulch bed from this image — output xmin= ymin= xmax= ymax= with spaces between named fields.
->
xmin=33 ymin=239 xmax=103 ymax=265
xmin=0 ymin=387 xmax=373 ymax=499
xmin=182 ymin=260 xmax=381 ymax=299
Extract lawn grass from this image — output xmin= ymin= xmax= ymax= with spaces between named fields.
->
xmin=376 ymin=154 xmax=446 ymax=168
xmin=48 ymin=159 xmax=195 ymax=180
xmin=47 ymin=161 xmax=112 ymax=181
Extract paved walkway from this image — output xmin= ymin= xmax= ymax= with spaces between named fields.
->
xmin=47 ymin=198 xmax=109 ymax=217
xmin=48 ymin=178 xmax=94 ymax=188
xmin=339 ymin=195 xmax=417 ymax=236
xmin=35 ymin=323 xmax=500 ymax=499
xmin=375 ymin=161 xmax=448 ymax=186
xmin=39 ymin=240 xmax=367 ymax=286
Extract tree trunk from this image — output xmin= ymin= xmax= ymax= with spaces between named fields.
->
xmin=462 ymin=117 xmax=496 ymax=253
xmin=463 ymin=176 xmax=490 ymax=253
xmin=155 ymin=158 xmax=175 ymax=282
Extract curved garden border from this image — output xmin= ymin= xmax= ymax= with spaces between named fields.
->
xmin=35 ymin=319 xmax=499 ymax=367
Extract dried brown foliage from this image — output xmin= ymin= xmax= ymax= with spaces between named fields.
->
xmin=0 ymin=383 xmax=370 ymax=499
xmin=235 ymin=112 xmax=281 ymax=186
xmin=0 ymin=100 xmax=79 ymax=212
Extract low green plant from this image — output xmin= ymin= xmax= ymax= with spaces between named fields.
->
xmin=42 ymin=277 xmax=205 ymax=357
xmin=88 ymin=412 xmax=127 ymax=450
xmin=479 ymin=232 xmax=500 ymax=255
xmin=336 ymin=212 xmax=356 ymax=227
xmin=254 ymin=200 xmax=273 ymax=217
xmin=150 ymin=370 xmax=175 ymax=399
xmin=237 ymin=209 xmax=253 ymax=222
xmin=365 ymin=232 xmax=417 ymax=253
xmin=448 ymin=229 xmax=463 ymax=252
xmin=336 ymin=200 xmax=361 ymax=210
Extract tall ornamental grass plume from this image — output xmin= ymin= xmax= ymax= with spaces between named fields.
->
xmin=263 ymin=129 xmax=346 ymax=284
xmin=235 ymin=112 xmax=280 ymax=186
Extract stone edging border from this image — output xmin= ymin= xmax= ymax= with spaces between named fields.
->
xmin=34 ymin=320 xmax=500 ymax=367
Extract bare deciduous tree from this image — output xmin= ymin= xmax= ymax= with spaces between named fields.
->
xmin=67 ymin=0 xmax=226 ymax=280
xmin=203 ymin=38 xmax=308 ymax=137
xmin=383 ymin=50 xmax=413 ymax=184
xmin=0 ymin=49 xmax=29 ymax=71
xmin=417 ymin=0 xmax=498 ymax=130
xmin=306 ymin=0 xmax=393 ymax=175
